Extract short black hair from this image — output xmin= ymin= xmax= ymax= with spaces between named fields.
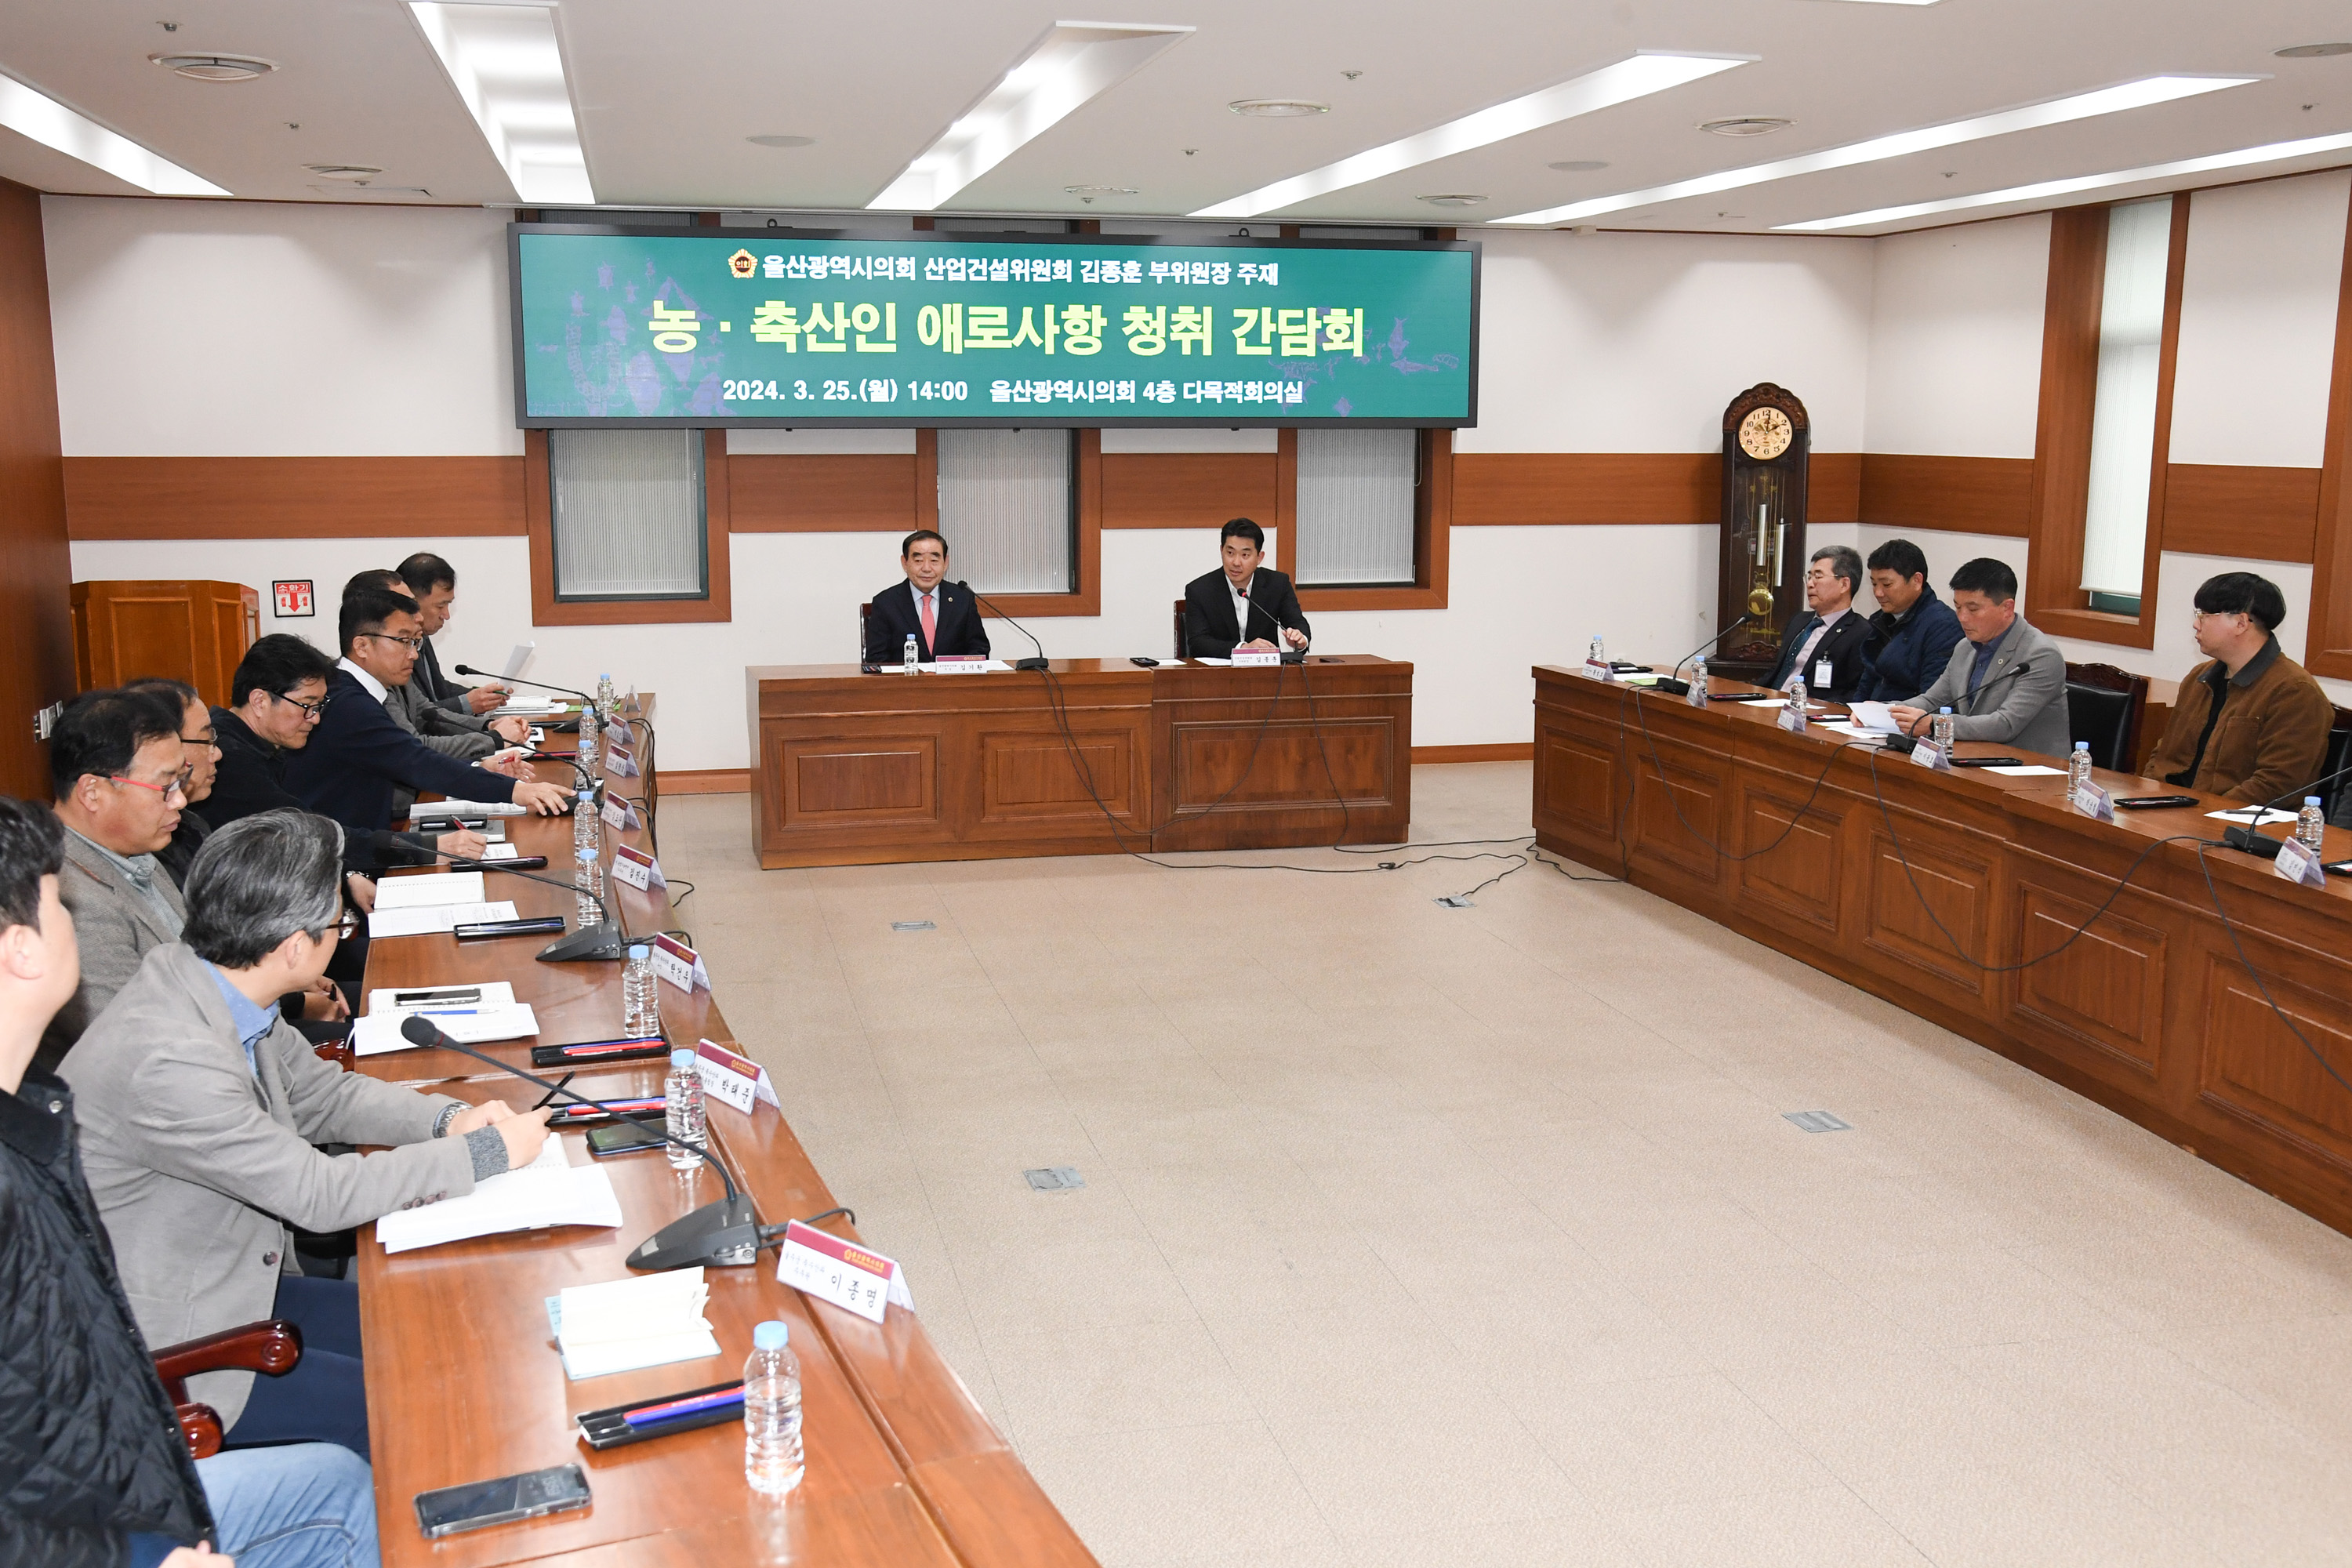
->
xmin=231 ymin=634 xmax=339 ymax=708
xmin=1221 ymin=517 xmax=1265 ymax=550
xmin=183 ymin=809 xmax=343 ymax=970
xmin=1810 ymin=544 xmax=1863 ymax=595
xmin=900 ymin=529 xmax=947 ymax=557
xmin=122 ymin=677 xmax=200 ymax=721
xmin=339 ymin=583 xmax=421 ymax=657
xmin=1866 ymin=538 xmax=1929 ymax=583
xmin=397 ymin=553 xmax=457 ymax=598
xmin=2193 ymin=571 xmax=2287 ymax=634
xmin=0 ymin=796 xmax=65 ymax=936
xmin=48 ymin=688 xmax=185 ymax=800
xmin=342 ymin=568 xmax=406 ymax=602
xmin=1949 ymin=557 xmax=2018 ymax=602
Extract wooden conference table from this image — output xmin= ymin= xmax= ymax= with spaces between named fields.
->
xmin=355 ymin=699 xmax=1095 ymax=1567
xmin=1534 ymin=665 xmax=2352 ymax=1240
xmin=746 ymin=655 xmax=1413 ymax=868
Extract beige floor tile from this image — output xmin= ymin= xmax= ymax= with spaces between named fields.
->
xmin=1612 ymin=1484 xmax=1931 ymax=1568
xmin=1724 ymin=1345 xmax=2073 ymax=1486
xmin=980 ymin=1317 xmax=1259 ymax=1444
xmin=1343 ymin=1515 xmax=1646 ymax=1568
xmin=1016 ymin=1420 xmax=1339 ymax=1566
xmin=1850 ymin=1458 xmax=2227 ymax=1568
xmin=1517 ymin=1372 xmax=1838 ymax=1516
xmin=1269 ymin=1399 xmax=1589 ymax=1537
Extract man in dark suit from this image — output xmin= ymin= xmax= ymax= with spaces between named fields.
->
xmin=1764 ymin=544 xmax=1875 ymax=702
xmin=1183 ymin=518 xmax=1310 ymax=659
xmin=864 ymin=530 xmax=992 ymax=664
xmin=283 ymin=584 xmax=570 ymax=864
xmin=397 ymin=551 xmax=514 ymax=717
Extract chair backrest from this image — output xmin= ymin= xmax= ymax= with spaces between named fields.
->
xmin=2064 ymin=661 xmax=2148 ymax=773
xmin=859 ymin=602 xmax=872 ymax=662
xmin=1173 ymin=598 xmax=1187 ymax=659
xmin=2321 ymin=706 xmax=2352 ymax=818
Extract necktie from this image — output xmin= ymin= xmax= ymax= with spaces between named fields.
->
xmin=920 ymin=590 xmax=937 ymax=654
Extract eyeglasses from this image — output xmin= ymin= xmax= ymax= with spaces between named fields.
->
xmin=332 ymin=909 xmax=362 ymax=939
xmin=107 ymin=771 xmax=191 ymax=801
xmin=2190 ymin=609 xmax=2245 ymax=626
xmin=269 ymin=690 xmax=332 ymax=719
xmin=359 ymin=632 xmax=426 ymax=652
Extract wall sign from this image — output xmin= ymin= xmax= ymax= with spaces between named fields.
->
xmin=274 ymin=580 xmax=314 ymax=618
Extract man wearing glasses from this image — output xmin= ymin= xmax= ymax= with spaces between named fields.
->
xmin=2143 ymin=572 xmax=2333 ymax=806
xmin=38 ymin=688 xmax=192 ymax=1073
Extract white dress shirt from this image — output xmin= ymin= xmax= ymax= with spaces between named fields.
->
xmin=337 ymin=655 xmax=390 ymax=705
xmin=1782 ymin=608 xmax=1850 ymax=691
xmin=1226 ymin=575 xmax=1257 ymax=645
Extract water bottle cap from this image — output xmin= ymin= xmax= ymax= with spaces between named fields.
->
xmin=2075 ymin=742 xmax=2089 ymax=751
xmin=753 ymin=1320 xmax=789 ymax=1352
xmin=578 ymin=845 xmax=597 ymax=862
xmin=1938 ymin=706 xmax=1952 ymax=715
xmin=670 ymin=1047 xmax=695 ymax=1069
xmin=628 ymin=943 xmax=649 ymax=960
xmin=2307 ymin=796 xmax=2322 ymax=806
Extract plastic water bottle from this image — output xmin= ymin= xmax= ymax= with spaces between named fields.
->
xmin=1588 ymin=633 xmax=1606 ymax=666
xmin=902 ymin=633 xmax=920 ymax=675
xmin=2298 ymin=796 xmax=2326 ymax=851
xmin=743 ymin=1320 xmax=804 ymax=1496
xmin=597 ymin=672 xmax=615 ymax=713
xmin=666 ymin=1047 xmax=706 ymax=1171
xmin=574 ymin=844 xmax=602 ymax=926
xmin=579 ymin=704 xmax=600 ymax=774
xmin=2068 ymin=741 xmax=2094 ymax=793
xmin=1688 ymin=654 xmax=1709 ymax=707
xmin=572 ymin=794 xmax=597 ymax=853
xmin=1788 ymin=677 xmax=1807 ymax=710
xmin=1931 ymin=707 xmax=1955 ymax=750
xmin=623 ymin=944 xmax=662 ymax=1039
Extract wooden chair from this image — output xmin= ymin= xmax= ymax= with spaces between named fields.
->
xmin=2064 ymin=661 xmax=2149 ymax=774
xmin=858 ymin=602 xmax=873 ymax=663
xmin=2322 ymin=706 xmax=2352 ymax=821
xmin=1172 ymin=599 xmax=1188 ymax=660
xmin=153 ymin=1319 xmax=303 ymax=1457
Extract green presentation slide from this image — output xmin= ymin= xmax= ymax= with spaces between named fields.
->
xmin=510 ymin=227 xmax=1477 ymax=427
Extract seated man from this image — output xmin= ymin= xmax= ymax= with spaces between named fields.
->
xmin=2144 ymin=572 xmax=2333 ymax=804
xmin=1886 ymin=557 xmax=2072 ymax=757
xmin=1854 ymin=538 xmax=1965 ymax=704
xmin=1183 ymin=518 xmax=1310 ymax=659
xmin=343 ymin=571 xmax=524 ymax=764
xmin=398 ymin=550 xmax=514 ymax=719
xmin=38 ymin=688 xmax=191 ymax=1074
xmin=0 ymin=794 xmax=379 ymax=1568
xmin=1763 ymin=544 xmax=1874 ymax=702
xmin=64 ymin=809 xmax=551 ymax=1461
xmin=284 ymin=584 xmax=569 ymax=864
xmin=864 ymin=529 xmax=991 ymax=664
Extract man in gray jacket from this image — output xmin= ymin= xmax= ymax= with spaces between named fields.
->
xmin=1886 ymin=557 xmax=2074 ymax=760
xmin=64 ymin=809 xmax=550 ymax=1459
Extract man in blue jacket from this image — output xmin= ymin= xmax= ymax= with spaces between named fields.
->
xmin=1855 ymin=538 xmax=1965 ymax=705
xmin=283 ymin=585 xmax=570 ymax=862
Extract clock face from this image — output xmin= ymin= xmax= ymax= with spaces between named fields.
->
xmin=1738 ymin=405 xmax=1794 ymax=461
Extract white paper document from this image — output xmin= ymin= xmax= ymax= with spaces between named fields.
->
xmin=367 ymin=900 xmax=516 ymax=938
xmin=550 ymin=1268 xmax=720 ymax=1380
xmin=481 ymin=843 xmax=520 ymax=861
xmin=375 ymin=1140 xmax=622 ymax=1254
xmin=1192 ymin=656 xmax=1233 ymax=666
xmin=1986 ymin=764 xmax=2069 ymax=777
xmin=500 ymin=641 xmax=536 ymax=679
xmin=366 ymin=981 xmax=517 ymax=1016
xmin=372 ymin=872 xmax=488 ymax=910
xmin=352 ymin=1003 xmax=538 ymax=1056
xmin=407 ymin=799 xmax=525 ymax=819
xmin=1845 ymin=700 xmax=1901 ymax=733
xmin=2209 ymin=806 xmax=2295 ymax=825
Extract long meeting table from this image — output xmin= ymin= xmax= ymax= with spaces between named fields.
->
xmin=1534 ymin=664 xmax=2352 ymax=1241
xmin=355 ymin=697 xmax=1095 ymax=1567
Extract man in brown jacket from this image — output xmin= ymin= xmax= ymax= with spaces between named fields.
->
xmin=2143 ymin=572 xmax=2334 ymax=804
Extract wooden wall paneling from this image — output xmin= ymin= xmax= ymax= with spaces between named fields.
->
xmin=1450 ymin=452 xmax=1719 ymax=526
xmin=1857 ymin=454 xmax=2036 ymax=538
xmin=1100 ymin=451 xmax=1278 ymax=528
xmin=2192 ymin=946 xmax=2352 ymax=1176
xmin=70 ymin=580 xmax=259 ymax=706
xmin=1860 ymin=816 xmax=1998 ymax=1004
xmin=726 ymin=453 xmax=920 ymax=532
xmin=526 ymin=429 xmax=732 ymax=626
xmin=1733 ymin=775 xmax=1846 ymax=938
xmin=1809 ymin=451 xmax=1863 ymax=523
xmin=63 ymin=456 xmax=527 ymax=539
xmin=2306 ymin=176 xmax=2352 ymax=680
xmin=914 ymin=428 xmax=940 ymax=532
xmin=0 ymin=176 xmax=76 ymax=800
xmin=2159 ymin=463 xmax=2322 ymax=561
xmin=1625 ymin=729 xmax=1727 ymax=894
xmin=2009 ymin=877 xmax=2169 ymax=1081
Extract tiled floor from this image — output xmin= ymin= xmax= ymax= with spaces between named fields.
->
xmin=661 ymin=764 xmax=2352 ymax=1567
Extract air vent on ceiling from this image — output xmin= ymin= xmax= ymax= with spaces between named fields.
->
xmin=1700 ymin=116 xmax=1793 ymax=137
xmin=307 ymin=184 xmax=433 ymax=200
xmin=1548 ymin=159 xmax=1610 ymax=172
xmin=2275 ymin=42 xmax=2352 ymax=58
xmin=303 ymin=164 xmax=383 ymax=181
xmin=151 ymin=53 xmax=277 ymax=82
xmin=1417 ymin=194 xmax=1487 ymax=207
xmin=746 ymin=134 xmax=815 ymax=147
xmin=1229 ymin=99 xmax=1329 ymax=118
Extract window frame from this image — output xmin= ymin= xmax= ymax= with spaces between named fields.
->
xmin=915 ymin=426 xmax=1102 ymax=619
xmin=1275 ymin=427 xmax=1452 ymax=611
xmin=525 ymin=428 xmax=733 ymax=626
xmin=2022 ymin=197 xmax=2190 ymax=650
xmin=2302 ymin=177 xmax=2352 ymax=681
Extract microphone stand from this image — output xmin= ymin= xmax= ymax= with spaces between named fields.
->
xmin=971 ymin=592 xmax=1051 ymax=671
xmin=456 ymin=666 xmax=600 ymax=731
xmin=1654 ymin=614 xmax=1759 ymax=696
xmin=1240 ymin=584 xmax=1306 ymax=665
xmin=388 ymin=842 xmax=630 ymax=962
xmin=1886 ymin=658 xmax=2039 ymax=751
xmin=2219 ymin=757 xmax=2352 ymax=860
xmin=395 ymin=1018 xmax=768 ymax=1271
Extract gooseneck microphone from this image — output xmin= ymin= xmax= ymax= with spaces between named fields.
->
xmin=389 ymin=844 xmax=630 ymax=962
xmin=456 ymin=666 xmax=594 ymax=707
xmin=1239 ymin=582 xmax=1305 ymax=664
xmin=2219 ymin=757 xmax=2352 ymax=860
xmin=1899 ymin=659 xmax=2038 ymax=736
xmin=970 ymin=591 xmax=1051 ymax=672
xmin=1655 ymin=614 xmax=1761 ymax=695
xmin=396 ymin=1016 xmax=765 ymax=1270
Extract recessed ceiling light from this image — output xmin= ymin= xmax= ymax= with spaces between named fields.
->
xmin=0 ymin=71 xmax=227 ymax=193
xmin=1417 ymin=193 xmax=1487 ymax=206
xmin=1194 ymin=51 xmax=1750 ymax=219
xmin=2276 ymin=42 xmax=2352 ymax=58
xmin=1701 ymin=117 xmax=1791 ymax=137
xmin=151 ymin=53 xmax=276 ymax=82
xmin=1778 ymin=125 xmax=2352 ymax=230
xmin=871 ymin=23 xmax=1193 ymax=210
xmin=1229 ymin=99 xmax=1329 ymax=118
xmin=408 ymin=2 xmax=593 ymax=205
xmin=1548 ymin=159 xmax=1610 ymax=172
xmin=1496 ymin=74 xmax=2260 ymax=227
xmin=747 ymin=134 xmax=815 ymax=148
xmin=1065 ymin=183 xmax=1138 ymax=194
xmin=303 ymin=163 xmax=383 ymax=180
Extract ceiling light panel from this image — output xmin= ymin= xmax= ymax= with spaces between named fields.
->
xmin=1191 ymin=50 xmax=1751 ymax=220
xmin=0 ymin=71 xmax=227 ymax=195
xmin=1494 ymin=74 xmax=2259 ymax=227
xmin=408 ymin=0 xmax=592 ymax=205
xmin=869 ymin=22 xmax=1193 ymax=211
xmin=1777 ymin=128 xmax=2352 ymax=231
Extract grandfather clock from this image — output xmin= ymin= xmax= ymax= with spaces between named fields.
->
xmin=1714 ymin=383 xmax=1811 ymax=684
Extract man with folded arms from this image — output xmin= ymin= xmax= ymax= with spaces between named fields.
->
xmin=2144 ymin=572 xmax=2332 ymax=805
xmin=285 ymin=584 xmax=568 ymax=865
xmin=64 ymin=809 xmax=551 ymax=1461
xmin=1885 ymin=557 xmax=2072 ymax=758
xmin=0 ymin=794 xmax=379 ymax=1567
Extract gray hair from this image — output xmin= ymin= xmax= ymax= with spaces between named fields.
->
xmin=183 ymin=809 xmax=345 ymax=969
xmin=1811 ymin=544 xmax=1864 ymax=596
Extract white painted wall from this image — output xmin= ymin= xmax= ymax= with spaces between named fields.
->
xmin=1863 ymin=212 xmax=2050 ymax=459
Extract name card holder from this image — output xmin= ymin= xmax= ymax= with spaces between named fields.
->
xmin=1908 ymin=739 xmax=1951 ymax=771
xmin=601 ymin=795 xmax=643 ymax=832
xmin=1777 ymin=703 xmax=1807 ymax=735
xmin=651 ymin=933 xmax=710 ymax=993
xmin=612 ymin=844 xmax=666 ymax=891
xmin=1581 ymin=659 xmax=1614 ymax=682
xmin=2274 ymin=837 xmax=2329 ymax=887
xmin=2071 ymin=781 xmax=2114 ymax=822
xmin=691 ymin=1038 xmax=775 ymax=1114
xmin=1231 ymin=648 xmax=1279 ymax=668
xmin=931 ymin=656 xmax=988 ymax=674
xmin=776 ymin=1221 xmax=912 ymax=1323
